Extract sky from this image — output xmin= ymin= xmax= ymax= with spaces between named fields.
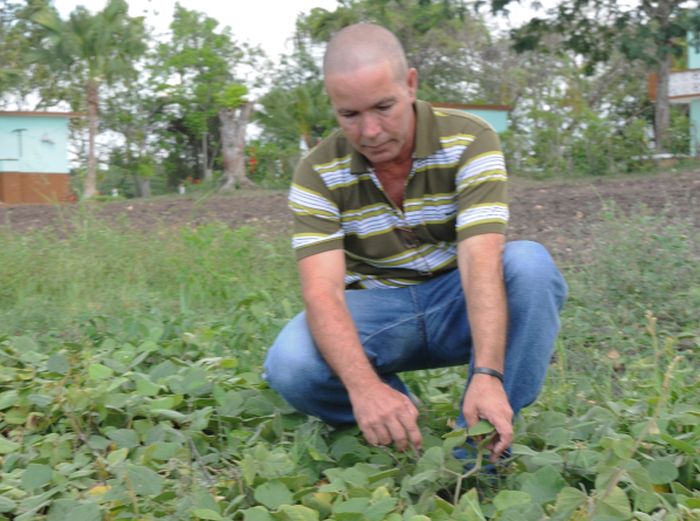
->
xmin=54 ymin=0 xmax=345 ymax=59
xmin=52 ymin=0 xmax=551 ymax=61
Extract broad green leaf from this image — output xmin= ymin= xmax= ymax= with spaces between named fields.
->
xmin=0 ymin=435 xmax=20 ymax=454
xmin=277 ymin=504 xmax=320 ymax=521
xmin=138 ymin=339 xmax=159 ymax=353
xmin=0 ymin=496 xmax=16 ymax=513
xmin=520 ymin=466 xmax=566 ymax=504
xmin=46 ymin=353 xmax=70 ymax=375
xmin=148 ymin=441 xmax=180 ymax=461
xmin=458 ymin=488 xmax=485 ymax=520
xmin=133 ymin=373 xmax=161 ymax=396
xmin=332 ymin=497 xmax=370 ymax=514
xmin=12 ymin=335 xmax=39 ymax=352
xmin=125 ymin=464 xmax=164 ymax=496
xmin=510 ymin=444 xmax=537 ymax=456
xmin=148 ymin=395 xmax=182 ymax=409
xmin=254 ymin=480 xmax=293 ymax=510
xmin=368 ymin=468 xmax=401 ymax=484
xmin=0 ymin=390 xmax=18 ymax=410
xmin=107 ymin=447 xmax=129 ymax=466
xmin=241 ymin=506 xmax=274 ymax=521
xmin=21 ymin=463 xmax=53 ymax=490
xmin=659 ymin=434 xmax=697 ymax=454
xmin=594 ymin=486 xmax=632 ymax=519
xmin=623 ymin=460 xmax=653 ymax=493
xmin=192 ymin=509 xmax=223 ymax=520
xmin=530 ymin=450 xmax=564 ymax=467
xmin=330 ymin=435 xmax=371 ymax=462
xmin=553 ymin=487 xmax=587 ymax=515
xmin=107 ymin=429 xmax=140 ymax=449
xmin=645 ymin=459 xmax=679 ymax=485
xmin=365 ymin=497 xmax=399 ymax=520
xmin=48 ymin=501 xmax=100 ymax=521
xmin=149 ymin=408 xmax=188 ymax=424
xmin=28 ymin=394 xmax=53 ymax=407
xmin=493 ymin=490 xmax=532 ymax=511
xmin=467 ymin=420 xmax=494 ymax=437
xmin=88 ymin=363 xmax=114 ymax=380
xmin=417 ymin=446 xmax=444 ymax=471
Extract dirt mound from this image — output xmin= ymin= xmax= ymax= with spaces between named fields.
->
xmin=2 ymin=169 xmax=698 ymax=263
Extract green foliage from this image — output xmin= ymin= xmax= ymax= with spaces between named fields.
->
xmin=298 ymin=0 xmax=492 ymax=103
xmin=0 ymin=197 xmax=698 ymax=518
xmin=148 ymin=4 xmax=255 ymax=185
xmin=216 ymin=83 xmax=248 ymax=110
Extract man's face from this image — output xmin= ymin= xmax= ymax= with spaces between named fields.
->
xmin=325 ymin=61 xmax=418 ymax=166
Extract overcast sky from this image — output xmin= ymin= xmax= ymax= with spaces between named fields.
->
xmin=54 ymin=0 xmax=344 ymax=59
xmin=53 ymin=0 xmax=551 ymax=61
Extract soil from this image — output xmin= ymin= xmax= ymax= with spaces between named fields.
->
xmin=2 ymin=169 xmax=698 ymax=264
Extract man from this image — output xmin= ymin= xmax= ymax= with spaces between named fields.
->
xmin=264 ymin=23 xmax=567 ymax=463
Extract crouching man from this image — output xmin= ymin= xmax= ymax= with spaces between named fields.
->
xmin=264 ymin=23 xmax=567 ymax=463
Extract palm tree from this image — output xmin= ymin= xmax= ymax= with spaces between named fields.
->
xmin=32 ymin=0 xmax=146 ymax=198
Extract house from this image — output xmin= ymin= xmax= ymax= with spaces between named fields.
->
xmin=431 ymin=102 xmax=511 ymax=134
xmin=0 ymin=111 xmax=79 ymax=204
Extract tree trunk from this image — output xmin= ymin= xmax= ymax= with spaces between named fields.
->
xmin=84 ymin=78 xmax=99 ymax=198
xmin=202 ymin=131 xmax=213 ymax=182
xmin=654 ymin=53 xmax=672 ymax=154
xmin=219 ymin=102 xmax=255 ymax=190
xmin=134 ymin=176 xmax=151 ymax=197
xmin=645 ymin=0 xmax=679 ymax=155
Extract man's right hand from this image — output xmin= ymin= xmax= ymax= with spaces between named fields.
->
xmin=348 ymin=381 xmax=422 ymax=452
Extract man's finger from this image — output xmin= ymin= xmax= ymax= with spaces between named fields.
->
xmin=487 ymin=416 xmax=513 ymax=461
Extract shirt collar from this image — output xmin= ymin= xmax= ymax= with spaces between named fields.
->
xmin=349 ymin=99 xmax=442 ymax=174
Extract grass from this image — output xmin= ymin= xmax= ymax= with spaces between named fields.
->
xmin=0 ymin=205 xmax=697 ymax=520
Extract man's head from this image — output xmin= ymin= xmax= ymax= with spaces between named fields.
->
xmin=323 ymin=24 xmax=418 ymax=167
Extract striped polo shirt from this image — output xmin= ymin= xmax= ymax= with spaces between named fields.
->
xmin=289 ymin=99 xmax=508 ymax=289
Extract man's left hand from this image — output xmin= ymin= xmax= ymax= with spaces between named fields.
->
xmin=462 ymin=373 xmax=513 ymax=463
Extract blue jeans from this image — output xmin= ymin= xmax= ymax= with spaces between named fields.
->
xmin=263 ymin=240 xmax=568 ymax=426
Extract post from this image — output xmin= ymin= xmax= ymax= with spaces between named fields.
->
xmin=689 ymin=31 xmax=700 ymax=156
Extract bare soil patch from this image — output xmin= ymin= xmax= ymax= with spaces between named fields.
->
xmin=2 ymin=169 xmax=698 ymax=263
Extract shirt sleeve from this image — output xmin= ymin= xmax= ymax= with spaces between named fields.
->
xmin=289 ymin=157 xmax=345 ymax=260
xmin=455 ymin=127 xmax=509 ymax=242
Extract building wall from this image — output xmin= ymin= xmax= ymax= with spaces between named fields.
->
xmin=431 ymin=103 xmax=511 ymax=133
xmin=0 ymin=112 xmax=76 ymax=203
xmin=0 ymin=172 xmax=73 ymax=203
xmin=0 ymin=114 xmax=72 ymax=174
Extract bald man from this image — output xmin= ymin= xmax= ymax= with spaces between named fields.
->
xmin=264 ymin=24 xmax=567 ymax=463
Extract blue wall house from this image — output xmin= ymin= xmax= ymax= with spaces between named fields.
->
xmin=431 ymin=102 xmax=511 ymax=134
xmin=0 ymin=111 xmax=78 ymax=203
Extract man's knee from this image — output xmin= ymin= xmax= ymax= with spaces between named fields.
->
xmin=504 ymin=240 xmax=568 ymax=307
xmin=263 ymin=313 xmax=327 ymax=398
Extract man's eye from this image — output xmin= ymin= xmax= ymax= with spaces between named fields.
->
xmin=377 ymin=105 xmax=392 ymax=111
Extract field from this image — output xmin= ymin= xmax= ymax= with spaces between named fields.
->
xmin=0 ymin=169 xmax=698 ymax=520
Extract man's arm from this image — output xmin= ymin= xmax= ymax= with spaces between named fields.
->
xmin=298 ymin=249 xmax=422 ymax=451
xmin=458 ymin=233 xmax=513 ymax=462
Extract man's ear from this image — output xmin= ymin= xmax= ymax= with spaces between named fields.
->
xmin=406 ymin=68 xmax=418 ymax=100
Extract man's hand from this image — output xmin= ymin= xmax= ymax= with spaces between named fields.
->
xmin=462 ymin=374 xmax=513 ymax=463
xmin=349 ymin=381 xmax=422 ymax=452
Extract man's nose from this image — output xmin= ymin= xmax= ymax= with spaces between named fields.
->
xmin=360 ymin=113 xmax=381 ymax=140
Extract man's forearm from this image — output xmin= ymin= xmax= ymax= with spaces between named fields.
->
xmin=458 ymin=235 xmax=508 ymax=372
xmin=304 ymin=289 xmax=382 ymax=393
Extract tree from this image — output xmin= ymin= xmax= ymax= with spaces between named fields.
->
xmin=31 ymin=0 xmax=146 ymax=198
xmin=297 ymin=0 xmax=494 ymax=102
xmin=153 ymin=4 xmax=256 ymax=185
xmin=487 ymin=0 xmax=700 ymax=153
xmin=255 ymin=46 xmax=336 ymax=152
xmin=218 ymin=83 xmax=255 ymax=190
xmin=0 ymin=0 xmax=62 ymax=108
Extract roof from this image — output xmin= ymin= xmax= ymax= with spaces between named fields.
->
xmin=431 ymin=102 xmax=512 ymax=112
xmin=0 ymin=111 xmax=84 ymax=118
